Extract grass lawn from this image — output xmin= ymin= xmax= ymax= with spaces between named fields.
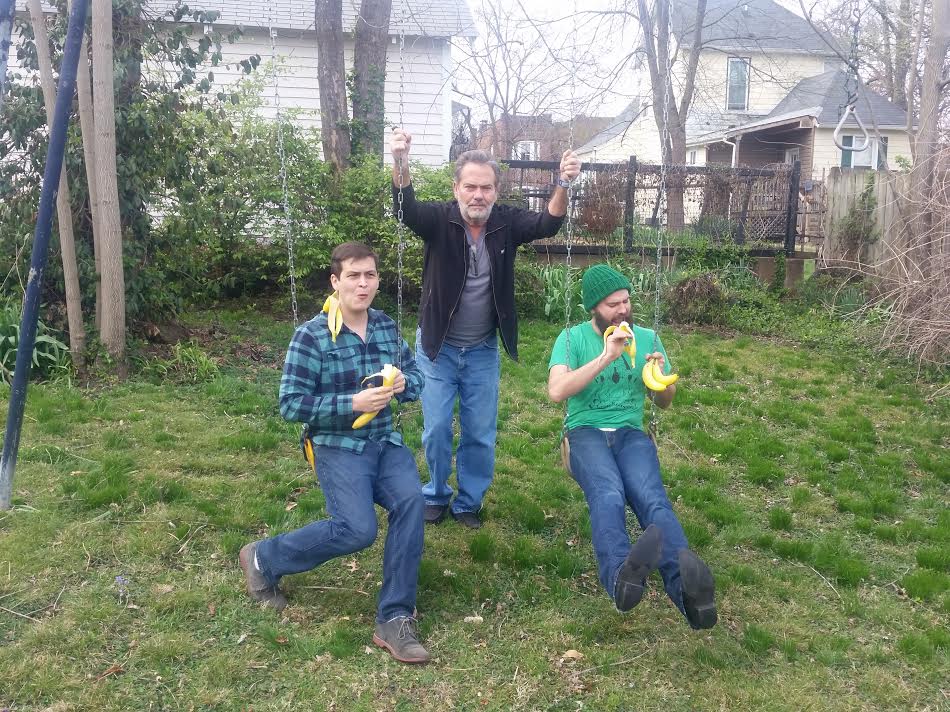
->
xmin=1 ymin=301 xmax=947 ymax=711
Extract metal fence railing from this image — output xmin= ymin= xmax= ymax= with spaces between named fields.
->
xmin=500 ymin=157 xmax=802 ymax=256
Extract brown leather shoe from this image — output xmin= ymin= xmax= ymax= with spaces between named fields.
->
xmin=373 ymin=617 xmax=431 ymax=664
xmin=238 ymin=542 xmax=288 ymax=611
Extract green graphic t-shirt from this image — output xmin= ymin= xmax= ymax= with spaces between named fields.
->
xmin=548 ymin=321 xmax=670 ymax=432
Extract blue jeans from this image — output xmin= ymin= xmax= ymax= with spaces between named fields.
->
xmin=567 ymin=427 xmax=689 ymax=617
xmin=415 ymin=328 xmax=500 ymax=514
xmin=254 ymin=441 xmax=424 ymax=622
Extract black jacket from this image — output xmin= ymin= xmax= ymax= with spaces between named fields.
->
xmin=394 ymin=184 xmax=565 ymax=362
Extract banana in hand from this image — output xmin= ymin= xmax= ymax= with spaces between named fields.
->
xmin=642 ymin=356 xmax=679 ymax=392
xmin=602 ymin=321 xmax=636 ymax=359
xmin=352 ymin=364 xmax=400 ymax=429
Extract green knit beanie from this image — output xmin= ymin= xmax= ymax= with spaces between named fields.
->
xmin=581 ymin=264 xmax=632 ymax=311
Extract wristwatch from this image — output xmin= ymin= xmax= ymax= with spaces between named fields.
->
xmin=556 ymin=177 xmax=572 ymax=189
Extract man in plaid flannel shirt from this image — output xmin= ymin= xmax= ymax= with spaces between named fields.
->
xmin=238 ymin=242 xmax=430 ymax=664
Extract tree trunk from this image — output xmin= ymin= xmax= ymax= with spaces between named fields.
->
xmin=905 ymin=0 xmax=927 ymax=159
xmin=913 ymin=0 xmax=949 ymax=251
xmin=29 ymin=0 xmax=86 ymax=358
xmin=351 ymin=0 xmax=392 ymax=162
xmin=315 ymin=0 xmax=350 ymax=171
xmin=0 ymin=0 xmax=13 ymax=112
xmin=70 ymin=0 xmax=102 ymax=331
xmin=91 ymin=0 xmax=126 ymax=369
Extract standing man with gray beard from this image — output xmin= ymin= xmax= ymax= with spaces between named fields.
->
xmin=391 ymin=128 xmax=581 ymax=529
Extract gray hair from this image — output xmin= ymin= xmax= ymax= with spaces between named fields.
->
xmin=454 ymin=150 xmax=501 ymax=186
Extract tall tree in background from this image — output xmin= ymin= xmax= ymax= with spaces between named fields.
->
xmin=315 ymin=0 xmax=397 ymax=169
xmin=70 ymin=0 xmax=103 ymax=329
xmin=634 ymin=0 xmax=706 ymax=230
xmin=913 ymin=0 xmax=948 ymax=255
xmin=454 ymin=0 xmax=596 ymax=159
xmin=92 ymin=0 xmax=126 ymax=366
xmin=315 ymin=0 xmax=350 ymax=171
xmin=0 ymin=0 xmax=13 ymax=110
xmin=28 ymin=0 xmax=85 ymax=357
xmin=351 ymin=0 xmax=393 ymax=161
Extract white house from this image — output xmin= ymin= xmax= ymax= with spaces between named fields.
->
xmin=11 ymin=0 xmax=476 ymax=166
xmin=576 ymin=0 xmax=912 ymax=178
xmin=144 ymin=0 xmax=476 ymax=166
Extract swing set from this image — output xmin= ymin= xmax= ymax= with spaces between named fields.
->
xmin=0 ymin=0 xmax=687 ymax=505
xmin=555 ymin=7 xmax=679 ymax=474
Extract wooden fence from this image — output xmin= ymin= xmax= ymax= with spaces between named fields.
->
xmin=821 ymin=168 xmax=913 ymax=275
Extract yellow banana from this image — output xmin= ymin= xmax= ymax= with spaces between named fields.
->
xmin=303 ymin=437 xmax=315 ymax=470
xmin=642 ymin=358 xmax=667 ymax=392
xmin=603 ymin=321 xmax=636 ymax=359
xmin=322 ymin=291 xmax=343 ymax=342
xmin=651 ymin=360 xmax=679 ymax=387
xmin=352 ymin=364 xmax=400 ymax=429
xmin=643 ymin=357 xmax=680 ymax=392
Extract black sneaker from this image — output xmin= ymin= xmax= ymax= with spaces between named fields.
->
xmin=614 ymin=524 xmax=663 ymax=612
xmin=373 ymin=616 xmax=431 ymax=664
xmin=451 ymin=510 xmax=481 ymax=529
xmin=679 ymin=549 xmax=717 ymax=630
xmin=238 ymin=542 xmax=288 ymax=611
xmin=424 ymin=503 xmax=449 ymax=524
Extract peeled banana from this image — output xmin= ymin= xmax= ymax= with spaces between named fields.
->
xmin=603 ymin=321 xmax=636 ymax=359
xmin=352 ymin=364 xmax=400 ymax=429
xmin=642 ymin=357 xmax=679 ymax=392
xmin=322 ymin=291 xmax=344 ymax=342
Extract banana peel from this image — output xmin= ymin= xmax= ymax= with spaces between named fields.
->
xmin=322 ymin=291 xmax=344 ymax=342
xmin=352 ymin=364 xmax=400 ymax=429
xmin=642 ymin=357 xmax=679 ymax=392
xmin=303 ymin=437 xmax=315 ymax=470
xmin=603 ymin=321 xmax=636 ymax=359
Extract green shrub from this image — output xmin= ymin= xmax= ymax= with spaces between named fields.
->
xmin=665 ymin=273 xmax=727 ymax=325
xmin=0 ymin=301 xmax=71 ymax=383
xmin=142 ymin=342 xmax=220 ymax=383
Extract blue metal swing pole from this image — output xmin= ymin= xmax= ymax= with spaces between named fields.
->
xmin=0 ymin=0 xmax=15 ymax=112
xmin=0 ymin=0 xmax=89 ymax=510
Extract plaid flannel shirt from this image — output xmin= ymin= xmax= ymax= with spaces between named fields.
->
xmin=279 ymin=307 xmax=423 ymax=453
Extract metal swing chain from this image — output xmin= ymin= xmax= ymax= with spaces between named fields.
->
xmin=563 ymin=66 xmax=577 ymax=376
xmin=649 ymin=0 xmax=675 ymax=440
xmin=833 ymin=0 xmax=869 ymax=152
xmin=394 ymin=12 xmax=407 ymax=427
xmin=844 ymin=0 xmax=861 ymax=107
xmin=267 ymin=3 xmax=298 ymax=326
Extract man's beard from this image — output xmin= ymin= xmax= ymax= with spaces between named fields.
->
xmin=593 ymin=310 xmax=629 ymax=333
xmin=462 ymin=203 xmax=493 ymax=225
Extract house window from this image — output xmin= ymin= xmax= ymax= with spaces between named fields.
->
xmin=840 ymin=135 xmax=889 ymax=169
xmin=726 ymin=57 xmax=750 ymax=111
xmin=785 ymin=147 xmax=800 ymax=165
xmin=687 ymin=150 xmax=697 ymax=165
xmin=512 ymin=140 xmax=539 ymax=161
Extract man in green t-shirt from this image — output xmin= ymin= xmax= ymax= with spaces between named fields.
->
xmin=547 ymin=264 xmax=717 ymax=629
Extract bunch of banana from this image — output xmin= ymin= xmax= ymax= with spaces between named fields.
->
xmin=603 ymin=321 xmax=636 ymax=360
xmin=352 ymin=363 xmax=400 ymax=429
xmin=642 ymin=356 xmax=679 ymax=392
xmin=322 ymin=291 xmax=344 ymax=342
